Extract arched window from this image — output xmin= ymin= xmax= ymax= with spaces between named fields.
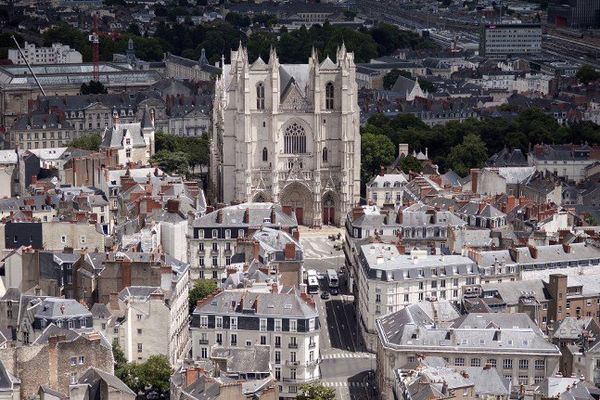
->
xmin=256 ymin=83 xmax=265 ymax=110
xmin=262 ymin=147 xmax=268 ymax=162
xmin=322 ymin=147 xmax=328 ymax=163
xmin=284 ymin=123 xmax=306 ymax=154
xmin=325 ymin=82 xmax=334 ymax=110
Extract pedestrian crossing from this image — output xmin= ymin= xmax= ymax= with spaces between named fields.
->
xmin=321 ymin=352 xmax=375 ymax=360
xmin=321 ymin=381 xmax=368 ymax=388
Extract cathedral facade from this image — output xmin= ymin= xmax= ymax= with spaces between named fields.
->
xmin=210 ymin=45 xmax=361 ymax=227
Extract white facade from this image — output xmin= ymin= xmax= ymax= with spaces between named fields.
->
xmin=480 ymin=24 xmax=542 ymax=57
xmin=8 ymin=42 xmax=83 ymax=65
xmin=366 ymin=173 xmax=408 ymax=207
xmin=211 ymin=45 xmax=361 ymax=226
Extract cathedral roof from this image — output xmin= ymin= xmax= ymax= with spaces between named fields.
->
xmin=279 ymin=65 xmax=309 ymax=97
xmin=319 ymin=56 xmax=337 ymax=70
xmin=251 ymin=57 xmax=267 ymax=70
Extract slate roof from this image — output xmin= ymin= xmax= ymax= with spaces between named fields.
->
xmin=553 ymin=317 xmax=594 ymax=341
xmin=90 ymin=303 xmax=111 ymax=319
xmin=487 ymin=147 xmax=528 ymax=167
xmin=34 ymin=298 xmax=91 ymax=319
xmin=192 ymin=202 xmax=297 ymax=228
xmin=193 ymin=291 xmax=318 ymax=319
xmin=210 ymin=346 xmax=271 ymax=374
xmin=77 ymin=367 xmax=136 ymax=397
xmin=100 ymin=122 xmax=147 ymax=149
xmin=118 ymin=286 xmax=163 ymax=302
xmin=0 ymin=360 xmax=19 ymax=390
xmin=461 ymin=366 xmax=511 ymax=396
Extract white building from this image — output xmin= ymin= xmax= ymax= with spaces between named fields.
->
xmin=366 ymin=171 xmax=408 ymax=208
xmin=376 ymin=307 xmax=561 ymax=400
xmin=211 ymin=44 xmax=361 ymax=226
xmin=354 ymin=244 xmax=479 ymax=350
xmin=191 ymin=291 xmax=320 ymax=398
xmin=100 ymin=109 xmax=155 ymax=167
xmin=479 ymin=24 xmax=542 ymax=57
xmin=8 ymin=42 xmax=82 ymax=65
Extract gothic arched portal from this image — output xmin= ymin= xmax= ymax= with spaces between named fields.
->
xmin=280 ymin=182 xmax=313 ymax=226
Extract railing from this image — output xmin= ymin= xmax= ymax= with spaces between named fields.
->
xmin=308 ymin=342 xmax=316 ymax=349
xmin=198 ymin=339 xmax=209 ymax=345
xmin=288 ymin=343 xmax=299 ymax=349
xmin=286 ymin=360 xmax=300 ymax=367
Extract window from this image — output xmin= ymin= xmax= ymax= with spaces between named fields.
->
xmin=290 ymin=319 xmax=297 ymax=332
xmin=201 ymin=347 xmax=208 ymax=358
xmin=275 ymin=319 xmax=282 ymax=332
xmin=136 ymin=314 xmax=142 ymax=321
xmin=125 ymin=149 xmax=131 ymax=158
xmin=231 ymin=334 xmax=237 ymax=346
xmin=503 ymin=359 xmax=513 ymax=369
xmin=260 ymin=318 xmax=267 ymax=331
xmin=290 ymin=336 xmax=297 ymax=348
xmin=246 ymin=340 xmax=252 ymax=347
xmin=256 ymin=83 xmax=265 ymax=110
xmin=212 ymin=256 xmax=218 ymax=266
xmin=275 ymin=351 xmax=281 ymax=364
xmin=454 ymin=357 xmax=465 ymax=366
xmin=283 ymin=122 xmax=306 ymax=154
xmin=61 ymin=235 xmax=67 ymax=244
xmin=519 ymin=360 xmax=529 ymax=370
xmin=200 ymin=316 xmax=208 ymax=328
xmin=230 ymin=317 xmax=238 ymax=330
xmin=325 ymin=82 xmax=334 ymax=110
xmin=290 ymin=369 xmax=297 ymax=380
xmin=322 ymin=147 xmax=328 ymax=163
xmin=212 ymin=229 xmax=218 ymax=238
xmin=78 ymin=356 xmax=85 ymax=365
xmin=487 ymin=359 xmax=497 ymax=368
xmin=262 ymin=147 xmax=268 ymax=162
xmin=260 ymin=335 xmax=267 ymax=345
xmin=199 ymin=242 xmax=204 ymax=251
xmin=289 ymin=385 xmax=297 ymax=394
xmin=375 ymin=294 xmax=381 ymax=303
xmin=535 ymin=360 xmax=545 ymax=370
xmin=70 ymin=372 xmax=77 ymax=385
xmin=137 ymin=343 xmax=143 ymax=353
xmin=199 ymin=256 xmax=204 ymax=266
xmin=275 ymin=335 xmax=281 ymax=348
xmin=518 ymin=376 xmax=528 ymax=385
xmin=471 ymin=358 xmax=481 ymax=367
xmin=137 ymin=329 xmax=142 ymax=335
xmin=216 ymin=333 xmax=222 ymax=345
xmin=212 ymin=242 xmax=218 ymax=251
xmin=70 ymin=357 xmax=77 ymax=366
xmin=275 ymin=367 xmax=281 ymax=380
xmin=309 ymin=318 xmax=315 ymax=331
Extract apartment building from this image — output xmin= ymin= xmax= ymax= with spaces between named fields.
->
xmin=8 ymin=42 xmax=82 ymax=65
xmin=353 ymin=243 xmax=479 ymax=350
xmin=366 ymin=171 xmax=408 ymax=208
xmin=479 ymin=24 xmax=542 ymax=57
xmin=376 ymin=308 xmax=561 ymax=400
xmin=188 ymin=203 xmax=298 ymax=280
xmin=190 ymin=291 xmax=320 ymax=398
xmin=96 ymin=285 xmax=189 ymax=366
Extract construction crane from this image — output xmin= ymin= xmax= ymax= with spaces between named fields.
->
xmin=89 ymin=13 xmax=100 ymax=81
xmin=11 ymin=36 xmax=46 ymax=96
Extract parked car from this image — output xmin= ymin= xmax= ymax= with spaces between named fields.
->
xmin=320 ymin=291 xmax=330 ymax=300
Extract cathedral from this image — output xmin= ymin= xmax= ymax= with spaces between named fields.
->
xmin=210 ymin=44 xmax=361 ymax=227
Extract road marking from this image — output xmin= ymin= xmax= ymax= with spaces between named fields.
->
xmin=321 ymin=381 xmax=368 ymax=388
xmin=321 ymin=352 xmax=375 ymax=359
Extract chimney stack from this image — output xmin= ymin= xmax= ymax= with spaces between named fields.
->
xmin=379 ymin=166 xmax=385 ymax=177
xmin=284 ymin=242 xmax=296 ymax=260
xmin=166 ymin=199 xmax=180 ymax=213
xmin=243 ymin=208 xmax=250 ymax=223
xmin=471 ymin=168 xmax=480 ymax=194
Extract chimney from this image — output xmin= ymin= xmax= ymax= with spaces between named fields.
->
xmin=528 ymin=244 xmax=538 ymax=259
xmin=478 ymin=202 xmax=486 ymax=214
xmin=252 ymin=296 xmax=259 ymax=312
xmin=471 ymin=168 xmax=480 ymax=194
xmin=167 ymin=199 xmax=180 ymax=213
xmin=253 ymin=241 xmax=260 ymax=260
xmin=243 ymin=208 xmax=250 ymax=223
xmin=563 ymin=243 xmax=571 ymax=253
xmin=121 ymin=261 xmax=132 ymax=288
xmin=206 ymin=205 xmax=214 ymax=214
xmin=109 ymin=292 xmax=119 ymax=310
xmin=506 ymin=195 xmax=516 ymax=212
xmin=160 ymin=266 xmax=172 ymax=291
xmin=282 ymin=206 xmax=293 ymax=216
xmin=216 ymin=209 xmax=223 ymax=224
xmin=519 ymin=196 xmax=527 ymax=207
xmin=379 ymin=166 xmax=385 ymax=177
xmin=292 ymin=229 xmax=300 ymax=242
xmin=185 ymin=368 xmax=200 ymax=387
xmin=352 ymin=206 xmax=364 ymax=221
xmin=48 ymin=334 xmax=66 ymax=388
xmin=31 ymin=176 xmax=37 ymax=184
xmin=284 ymin=242 xmax=296 ymax=260
xmin=270 ymin=206 xmax=276 ymax=224
xmin=396 ymin=211 xmax=404 ymax=224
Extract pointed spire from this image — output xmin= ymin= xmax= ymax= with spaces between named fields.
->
xmin=199 ymin=48 xmax=208 ymax=65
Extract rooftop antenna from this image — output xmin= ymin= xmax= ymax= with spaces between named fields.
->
xmin=11 ymin=36 xmax=46 ymax=96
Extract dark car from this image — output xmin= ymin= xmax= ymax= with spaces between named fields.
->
xmin=320 ymin=291 xmax=330 ymax=300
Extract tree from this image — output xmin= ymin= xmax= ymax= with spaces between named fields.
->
xmin=149 ymin=151 xmax=190 ymax=176
xmin=297 ymin=383 xmax=336 ymax=400
xmin=446 ymin=133 xmax=488 ymax=177
xmin=361 ymin=133 xmax=396 ymax=186
xmin=576 ymin=65 xmax=600 ymax=85
xmin=115 ymin=355 xmax=171 ymax=395
xmin=189 ymin=279 xmax=218 ymax=313
xmin=67 ymin=134 xmax=102 ymax=151
xmin=400 ymin=154 xmax=422 ymax=173
xmin=418 ymin=78 xmax=436 ymax=93
xmin=383 ymin=69 xmax=411 ymax=90
xmin=80 ymin=80 xmax=107 ymax=95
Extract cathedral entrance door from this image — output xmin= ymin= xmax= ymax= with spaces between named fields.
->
xmin=322 ymin=192 xmax=336 ymax=226
xmin=296 ymin=208 xmax=304 ymax=225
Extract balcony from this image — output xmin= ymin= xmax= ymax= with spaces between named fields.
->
xmin=210 ymin=249 xmax=219 ymax=255
xmin=275 ymin=343 xmax=281 ymax=348
xmin=286 ymin=360 xmax=300 ymax=367
xmin=308 ymin=342 xmax=316 ymax=349
xmin=305 ymin=359 xmax=319 ymax=367
xmin=198 ymin=339 xmax=209 ymax=345
xmin=288 ymin=343 xmax=298 ymax=349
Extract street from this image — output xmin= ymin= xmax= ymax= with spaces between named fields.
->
xmin=300 ymin=228 xmax=378 ymax=399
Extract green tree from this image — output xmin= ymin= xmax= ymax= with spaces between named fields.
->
xmin=361 ymin=133 xmax=396 ymax=185
xmin=80 ymin=81 xmax=107 ymax=95
xmin=400 ymin=154 xmax=423 ymax=173
xmin=149 ymin=151 xmax=190 ymax=176
xmin=576 ymin=65 xmax=600 ymax=85
xmin=189 ymin=279 xmax=218 ymax=313
xmin=446 ymin=134 xmax=488 ymax=177
xmin=418 ymin=78 xmax=436 ymax=93
xmin=115 ymin=355 xmax=171 ymax=395
xmin=67 ymin=134 xmax=102 ymax=151
xmin=127 ymin=23 xmax=141 ymax=36
xmin=383 ymin=69 xmax=412 ymax=90
xmin=297 ymin=383 xmax=336 ymax=400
